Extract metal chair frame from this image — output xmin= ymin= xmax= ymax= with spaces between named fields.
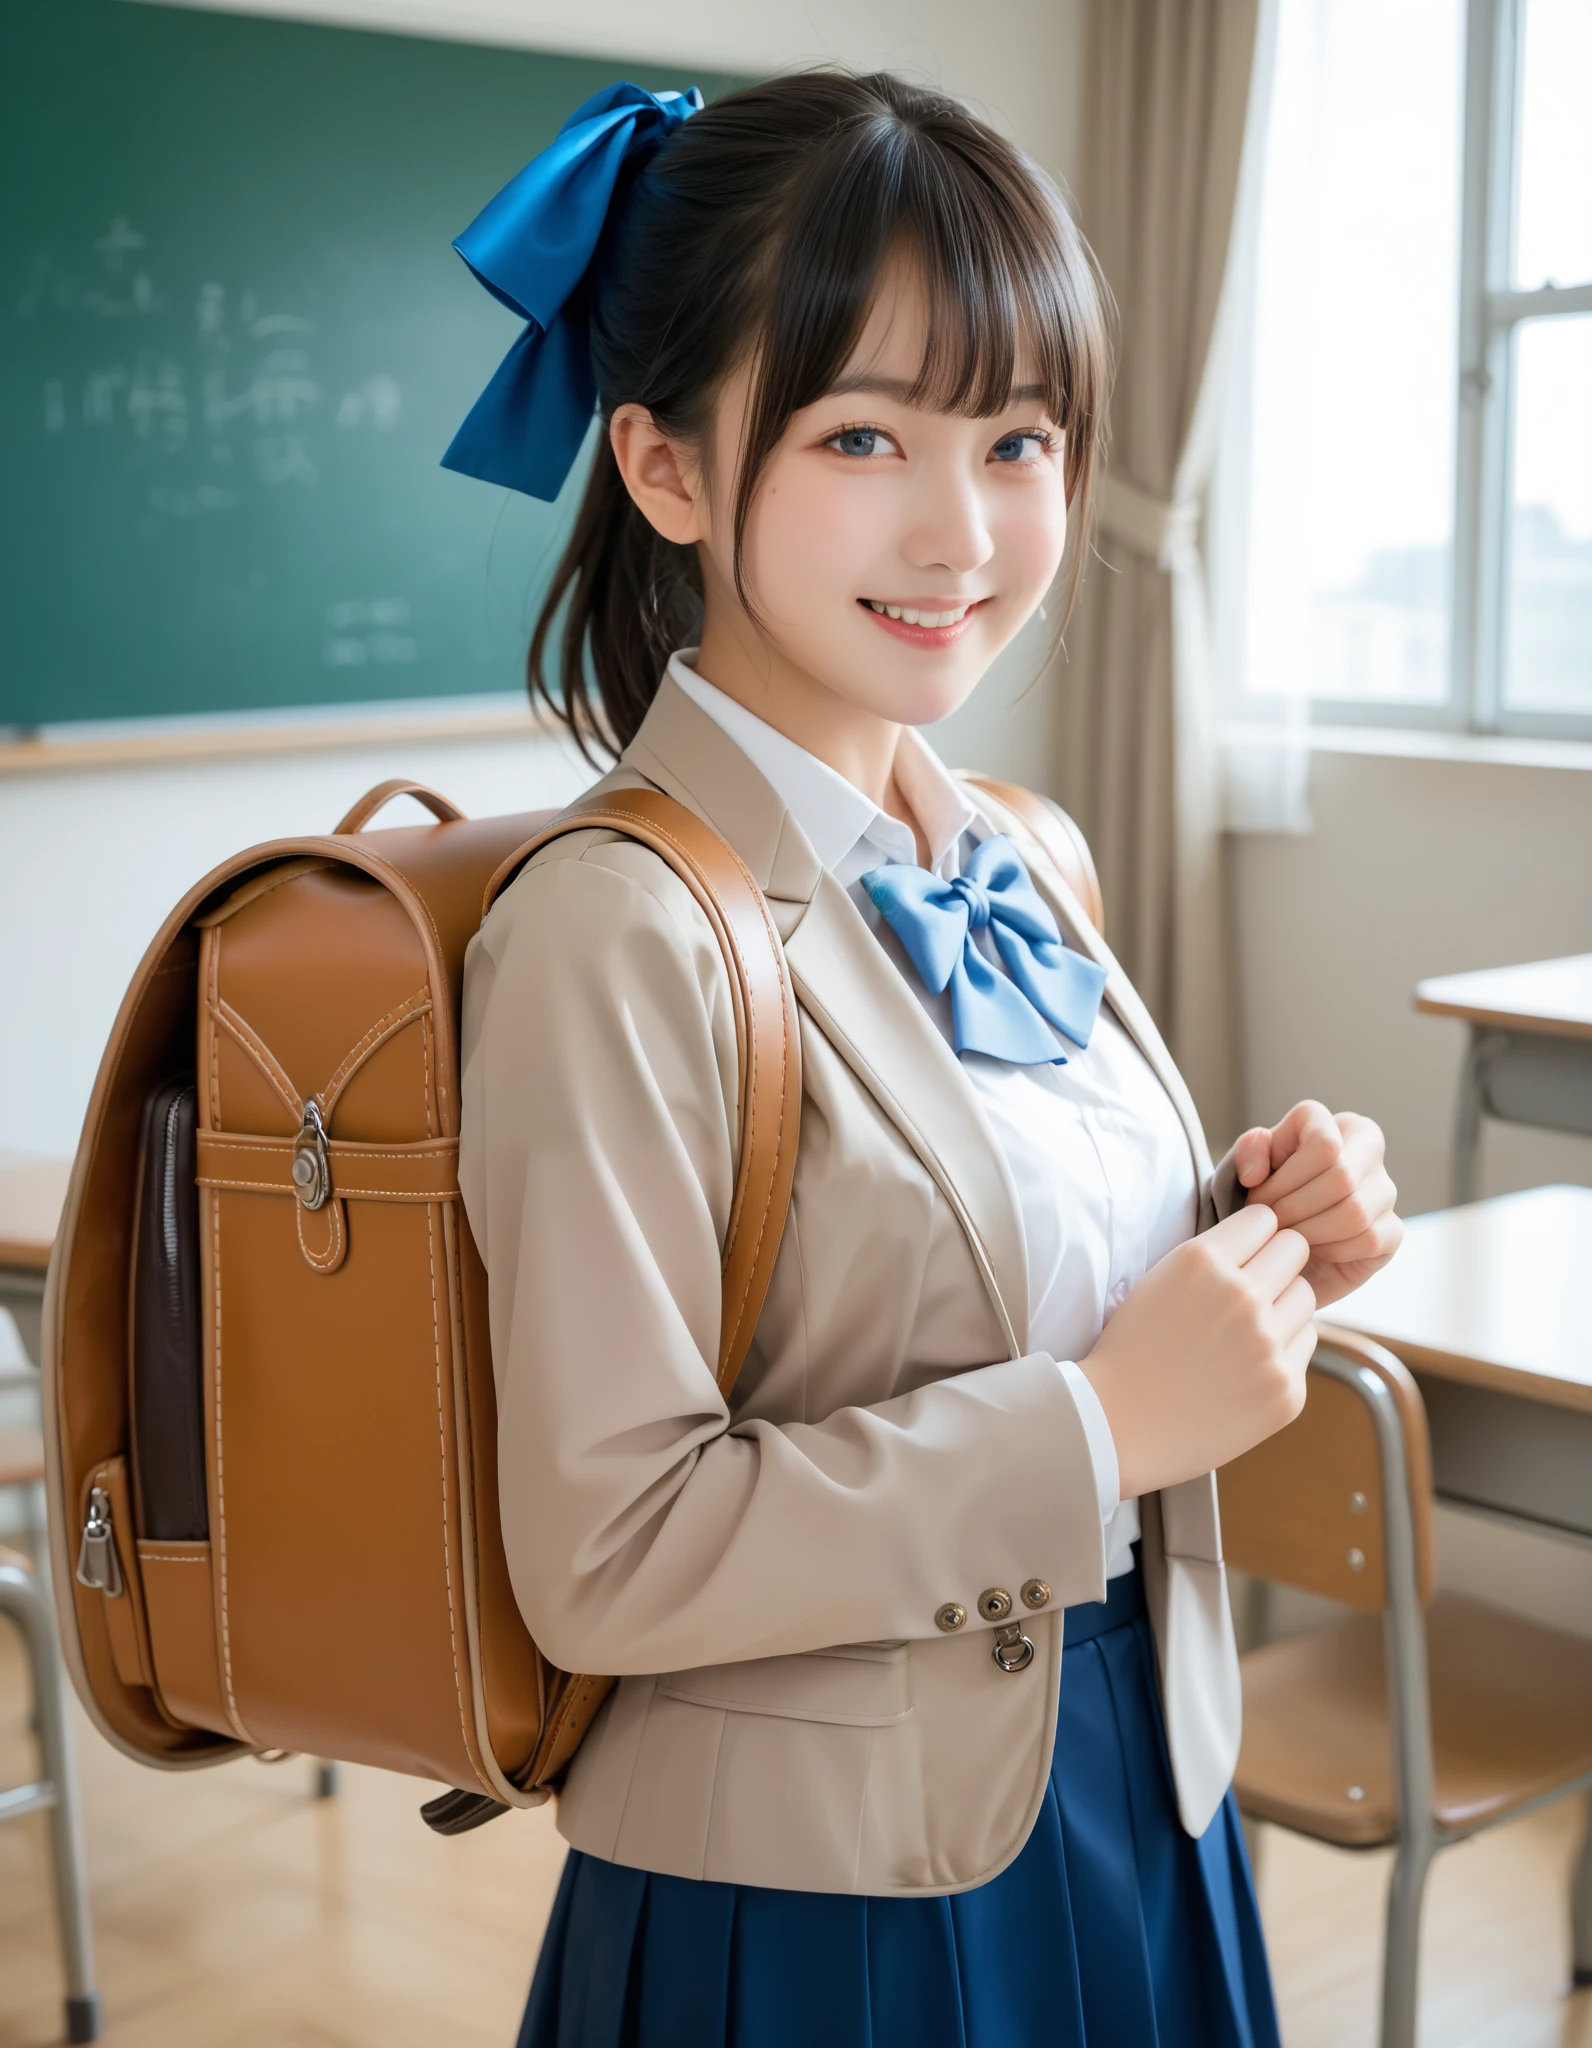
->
xmin=1299 ymin=1345 xmax=1592 ymax=2048
xmin=0 ymin=1545 xmax=101 ymax=2042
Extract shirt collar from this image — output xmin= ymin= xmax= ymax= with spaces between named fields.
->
xmin=665 ymin=650 xmax=978 ymax=882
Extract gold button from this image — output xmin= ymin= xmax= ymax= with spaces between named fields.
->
xmin=935 ymin=1602 xmax=966 ymax=1633
xmin=977 ymin=1587 xmax=1013 ymax=1623
xmin=1021 ymin=1578 xmax=1051 ymax=1611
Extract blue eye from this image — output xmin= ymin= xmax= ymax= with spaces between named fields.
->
xmin=992 ymin=431 xmax=1045 ymax=463
xmin=832 ymin=428 xmax=881 ymax=458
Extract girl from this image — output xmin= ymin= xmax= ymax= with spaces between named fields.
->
xmin=450 ymin=71 xmax=1401 ymax=2048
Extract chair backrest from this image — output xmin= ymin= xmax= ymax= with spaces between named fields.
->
xmin=1218 ymin=1325 xmax=1437 ymax=1612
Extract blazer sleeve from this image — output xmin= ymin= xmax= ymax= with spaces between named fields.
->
xmin=460 ymin=835 xmax=1109 ymax=1677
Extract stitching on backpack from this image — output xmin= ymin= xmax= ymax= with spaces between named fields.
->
xmin=197 ymin=1173 xmax=460 ymax=1201
xmin=299 ymin=1196 xmax=348 ymax=1269
xmin=199 ymin=1139 xmax=455 ymax=1161
xmin=319 ymin=986 xmax=432 ymax=1119
xmin=139 ymin=1551 xmax=207 ymax=1564
xmin=210 ymin=1189 xmax=250 ymax=1743
xmin=425 ymin=1195 xmax=472 ymax=1771
xmin=205 ymin=932 xmax=252 ymax=1740
xmin=391 ymin=877 xmax=452 ymax=1132
xmin=210 ymin=998 xmax=301 ymax=1125
xmin=296 ymin=1197 xmax=345 ymax=1272
xmin=419 ymin=1008 xmax=473 ymax=1768
xmin=600 ymin=810 xmax=789 ymax=1378
xmin=716 ymin=855 xmax=791 ymax=1375
xmin=421 ymin=1011 xmax=436 ymax=1141
xmin=207 ymin=933 xmax=222 ymax=1128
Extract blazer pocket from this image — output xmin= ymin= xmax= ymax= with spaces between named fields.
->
xmin=657 ymin=1641 xmax=913 ymax=1726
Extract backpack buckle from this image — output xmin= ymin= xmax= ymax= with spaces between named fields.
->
xmin=291 ymin=1100 xmax=331 ymax=1210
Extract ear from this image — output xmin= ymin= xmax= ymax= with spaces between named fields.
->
xmin=609 ymin=405 xmax=705 ymax=545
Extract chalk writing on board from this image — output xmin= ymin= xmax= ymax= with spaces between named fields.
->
xmin=323 ymin=599 xmax=418 ymax=668
xmin=336 ymin=375 xmax=401 ymax=430
xmin=22 ymin=223 xmax=405 ymax=524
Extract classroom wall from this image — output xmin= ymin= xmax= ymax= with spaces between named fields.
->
xmin=135 ymin=0 xmax=1087 ymax=184
xmin=1231 ymin=739 xmax=1592 ymax=1218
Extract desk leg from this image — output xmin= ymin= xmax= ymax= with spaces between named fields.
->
xmin=1573 ymin=1795 xmax=1592 ymax=1988
xmin=1450 ymin=1028 xmax=1491 ymax=1206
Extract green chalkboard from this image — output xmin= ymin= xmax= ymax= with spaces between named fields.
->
xmin=0 ymin=1 xmax=742 ymax=727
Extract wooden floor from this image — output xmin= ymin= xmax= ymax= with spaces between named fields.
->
xmin=0 ymin=1607 xmax=1588 ymax=2047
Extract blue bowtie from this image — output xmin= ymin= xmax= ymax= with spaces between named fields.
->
xmin=862 ymin=835 xmax=1108 ymax=1065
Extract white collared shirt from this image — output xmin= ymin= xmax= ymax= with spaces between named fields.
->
xmin=668 ymin=652 xmax=1198 ymax=1579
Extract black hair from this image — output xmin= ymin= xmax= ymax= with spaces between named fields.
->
xmin=529 ymin=68 xmax=1113 ymax=760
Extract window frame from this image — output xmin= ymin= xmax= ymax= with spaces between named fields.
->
xmin=1270 ymin=0 xmax=1592 ymax=739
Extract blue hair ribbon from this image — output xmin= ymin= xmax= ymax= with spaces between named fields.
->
xmin=442 ymin=81 xmax=703 ymax=501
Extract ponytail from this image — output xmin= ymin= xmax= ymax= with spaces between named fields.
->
xmin=528 ymin=437 xmax=701 ymax=761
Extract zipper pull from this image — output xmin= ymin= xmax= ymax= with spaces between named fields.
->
xmin=76 ymin=1485 xmax=124 ymax=1597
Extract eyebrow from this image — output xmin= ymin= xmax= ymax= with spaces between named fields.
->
xmin=822 ymin=373 xmax=1048 ymax=407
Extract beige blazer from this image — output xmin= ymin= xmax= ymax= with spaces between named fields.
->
xmin=459 ymin=673 xmax=1243 ymax=1897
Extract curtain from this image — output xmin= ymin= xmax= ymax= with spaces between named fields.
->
xmin=1056 ymin=0 xmax=1278 ymax=1144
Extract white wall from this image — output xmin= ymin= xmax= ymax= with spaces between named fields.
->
xmin=1231 ymin=738 xmax=1592 ymax=1218
xmin=130 ymin=0 xmax=1086 ymax=184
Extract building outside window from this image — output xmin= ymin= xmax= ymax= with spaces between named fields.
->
xmin=1224 ymin=0 xmax=1592 ymax=738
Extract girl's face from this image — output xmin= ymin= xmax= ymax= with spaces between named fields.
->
xmin=699 ymin=259 xmax=1069 ymax=731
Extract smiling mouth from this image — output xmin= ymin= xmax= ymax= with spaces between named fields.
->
xmin=862 ymin=599 xmax=979 ymax=629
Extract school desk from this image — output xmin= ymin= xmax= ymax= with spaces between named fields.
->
xmin=1330 ymin=1184 xmax=1592 ymax=1548
xmin=1416 ymin=955 xmax=1592 ymax=1206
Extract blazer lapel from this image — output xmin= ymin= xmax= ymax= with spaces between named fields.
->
xmin=617 ymin=678 xmax=1031 ymax=1357
xmin=782 ymin=874 xmax=1030 ymax=1358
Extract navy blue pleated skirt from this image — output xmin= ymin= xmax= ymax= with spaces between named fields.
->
xmin=517 ymin=1565 xmax=1279 ymax=2048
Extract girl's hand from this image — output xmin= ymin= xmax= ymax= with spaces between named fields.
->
xmin=1080 ymin=1205 xmax=1315 ymax=1496
xmin=1231 ymin=1102 xmax=1403 ymax=1308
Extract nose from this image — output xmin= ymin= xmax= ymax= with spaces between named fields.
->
xmin=900 ymin=464 xmax=995 ymax=578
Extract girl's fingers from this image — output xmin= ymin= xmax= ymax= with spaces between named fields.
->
xmin=1243 ymin=1225 xmax=1312 ymax=1300
xmin=1272 ymin=1273 xmax=1318 ymax=1341
xmin=1280 ymin=1319 xmax=1318 ymax=1381
xmin=1308 ymin=1208 xmax=1406 ymax=1267
xmin=1206 ymin=1201 xmax=1281 ymax=1267
xmin=1263 ymin=1117 xmax=1386 ymax=1229
xmin=1245 ymin=1102 xmax=1343 ymax=1207
xmin=1232 ymin=1128 xmax=1274 ymax=1188
xmin=1274 ymin=1166 xmax=1398 ymax=1246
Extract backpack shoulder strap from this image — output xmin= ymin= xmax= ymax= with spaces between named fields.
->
xmin=484 ymin=785 xmax=800 ymax=1396
xmin=956 ymin=772 xmax=1105 ymax=939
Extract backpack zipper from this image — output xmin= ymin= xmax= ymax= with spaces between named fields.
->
xmin=75 ymin=1485 xmax=124 ymax=1597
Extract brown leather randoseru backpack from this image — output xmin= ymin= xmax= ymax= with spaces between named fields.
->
xmin=42 ymin=780 xmax=801 ymax=1832
xmin=43 ymin=770 xmax=1100 ymax=1830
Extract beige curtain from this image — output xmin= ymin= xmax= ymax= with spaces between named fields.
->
xmin=1057 ymin=0 xmax=1276 ymax=1144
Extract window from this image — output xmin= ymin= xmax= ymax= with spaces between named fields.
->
xmin=1229 ymin=0 xmax=1592 ymax=736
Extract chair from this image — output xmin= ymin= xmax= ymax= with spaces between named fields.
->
xmin=1218 ymin=1326 xmax=1592 ymax=2048
xmin=0 ymin=1429 xmax=101 ymax=2042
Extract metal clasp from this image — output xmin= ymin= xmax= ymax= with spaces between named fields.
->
xmin=292 ymin=1099 xmax=331 ymax=1211
xmin=76 ymin=1486 xmax=123 ymax=1597
xmin=992 ymin=1621 xmax=1035 ymax=1673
